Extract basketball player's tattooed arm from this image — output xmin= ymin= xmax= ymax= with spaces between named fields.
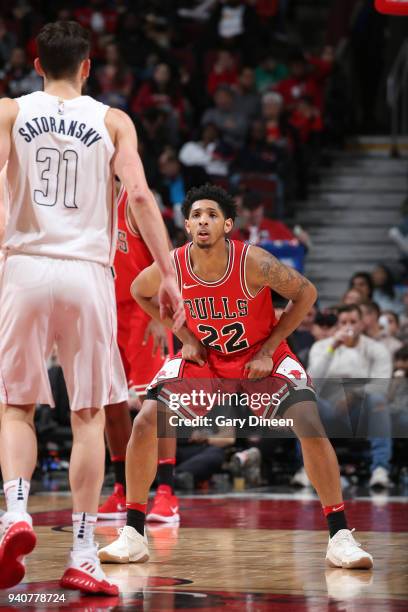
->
xmin=106 ymin=107 xmax=185 ymax=331
xmin=132 ymin=262 xmax=206 ymax=366
xmin=246 ymin=246 xmax=317 ymax=361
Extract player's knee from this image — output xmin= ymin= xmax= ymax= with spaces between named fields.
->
xmin=132 ymin=403 xmax=156 ymax=439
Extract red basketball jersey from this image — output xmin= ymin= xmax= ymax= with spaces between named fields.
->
xmin=114 ymin=186 xmax=153 ymax=303
xmin=173 ymin=239 xmax=277 ymax=355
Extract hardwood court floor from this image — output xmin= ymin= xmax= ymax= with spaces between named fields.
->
xmin=0 ymin=491 xmax=407 ymax=611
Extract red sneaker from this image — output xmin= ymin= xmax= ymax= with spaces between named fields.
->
xmin=146 ymin=486 xmax=180 ymax=524
xmin=0 ymin=517 xmax=37 ymax=589
xmin=98 ymin=483 xmax=127 ymax=520
xmin=60 ymin=548 xmax=119 ymax=596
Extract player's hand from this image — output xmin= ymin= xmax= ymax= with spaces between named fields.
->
xmin=182 ymin=335 xmax=207 ymax=367
xmin=143 ymin=319 xmax=168 ymax=358
xmin=158 ymin=274 xmax=185 ymax=332
xmin=244 ymin=354 xmax=273 ymax=379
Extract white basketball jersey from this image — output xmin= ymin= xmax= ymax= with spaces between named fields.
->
xmin=3 ymin=91 xmax=117 ymax=265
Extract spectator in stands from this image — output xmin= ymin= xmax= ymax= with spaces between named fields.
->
xmin=0 ymin=46 xmax=41 ymax=97
xmin=289 ymin=96 xmax=323 ymax=146
xmin=95 ymin=42 xmax=134 ymax=109
xmin=0 ymin=18 xmax=16 ymax=68
xmin=233 ymin=66 xmax=261 ymax=121
xmin=207 ymin=48 xmax=238 ymax=95
xmin=342 ymin=288 xmax=364 ymax=305
xmin=388 ymin=346 xmax=408 ymax=437
xmin=255 ymin=52 xmax=288 ymax=93
xmin=312 ymin=311 xmax=338 ymax=341
xmin=232 ymin=119 xmax=281 ymax=175
xmin=207 ymin=0 xmax=259 ymax=59
xmin=371 ymin=264 xmax=403 ymax=314
xmin=262 ymin=92 xmax=286 ymax=147
xmin=179 ymin=123 xmax=231 ymax=177
xmin=349 ymin=271 xmax=374 ymax=301
xmin=308 ymin=304 xmax=393 ymax=488
xmin=382 ymin=311 xmax=402 ymax=342
xmin=202 ymin=85 xmax=248 ymax=149
xmin=231 ymin=191 xmax=303 ymax=244
xmin=157 ymin=148 xmax=208 ymax=228
xmin=132 ymin=62 xmax=186 ymax=145
xmin=275 ymin=53 xmax=319 ymax=110
xmin=360 ymin=301 xmax=403 ymax=356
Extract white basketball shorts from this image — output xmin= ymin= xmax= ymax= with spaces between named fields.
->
xmin=0 ymin=253 xmax=128 ymax=410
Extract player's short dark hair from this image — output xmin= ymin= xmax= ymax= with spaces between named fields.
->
xmin=337 ymin=304 xmax=362 ymax=318
xmin=182 ymin=184 xmax=237 ymax=220
xmin=36 ymin=21 xmax=91 ymax=79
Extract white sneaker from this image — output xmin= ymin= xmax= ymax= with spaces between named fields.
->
xmin=290 ymin=467 xmax=311 ymax=487
xmin=369 ymin=467 xmax=391 ymax=488
xmin=0 ymin=512 xmax=36 ymax=589
xmin=326 ymin=529 xmax=373 ymax=569
xmin=98 ymin=526 xmax=149 ymax=564
xmin=60 ymin=545 xmax=118 ymax=595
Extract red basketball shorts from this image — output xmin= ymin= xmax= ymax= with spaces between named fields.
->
xmin=146 ymin=340 xmax=315 ymax=418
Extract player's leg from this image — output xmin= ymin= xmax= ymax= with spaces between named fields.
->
xmin=98 ymin=301 xmax=133 ymax=519
xmin=286 ymin=398 xmax=373 ymax=569
xmin=0 ymin=254 xmax=56 ymax=588
xmin=128 ymin=305 xmax=179 ymax=523
xmin=56 ymin=261 xmax=126 ymax=595
xmin=147 ymin=437 xmax=179 ymax=523
xmin=0 ymin=404 xmax=37 ymax=589
xmin=98 ymin=400 xmax=132 ymax=519
xmin=59 ymin=405 xmax=118 ymax=595
xmin=98 ymin=399 xmax=158 ymax=563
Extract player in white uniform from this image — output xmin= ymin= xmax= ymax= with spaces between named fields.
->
xmin=0 ymin=21 xmax=184 ymax=595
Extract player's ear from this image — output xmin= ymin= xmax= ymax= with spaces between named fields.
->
xmin=224 ymin=218 xmax=233 ymax=235
xmin=34 ymin=58 xmax=45 ymax=77
xmin=81 ymin=58 xmax=91 ymax=80
xmin=185 ymin=218 xmax=191 ymax=235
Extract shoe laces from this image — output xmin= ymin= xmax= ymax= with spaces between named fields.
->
xmin=335 ymin=528 xmax=361 ymax=548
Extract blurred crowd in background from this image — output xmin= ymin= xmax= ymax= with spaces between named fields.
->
xmin=1 ymin=0 xmax=407 ymax=492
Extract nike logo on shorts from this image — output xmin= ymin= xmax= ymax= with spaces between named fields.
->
xmin=183 ymin=283 xmax=199 ymax=289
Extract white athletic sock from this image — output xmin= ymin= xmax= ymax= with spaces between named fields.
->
xmin=72 ymin=512 xmax=97 ymax=552
xmin=4 ymin=478 xmax=30 ymax=514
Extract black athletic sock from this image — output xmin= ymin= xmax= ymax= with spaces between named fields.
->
xmin=126 ymin=508 xmax=146 ymax=537
xmin=326 ymin=510 xmax=348 ymax=538
xmin=157 ymin=462 xmax=175 ymax=492
xmin=112 ymin=459 xmax=126 ymax=491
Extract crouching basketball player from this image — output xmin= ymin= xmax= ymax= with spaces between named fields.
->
xmin=0 ymin=21 xmax=184 ymax=594
xmin=98 ymin=184 xmax=373 ymax=570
